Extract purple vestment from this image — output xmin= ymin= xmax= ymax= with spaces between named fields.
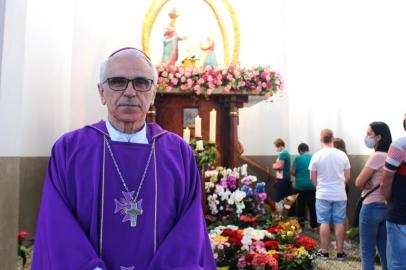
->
xmin=32 ymin=121 xmax=216 ymax=270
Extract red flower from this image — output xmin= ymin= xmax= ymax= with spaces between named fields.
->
xmin=222 ymin=229 xmax=243 ymax=246
xmin=264 ymin=240 xmax=280 ymax=249
xmin=252 ymin=254 xmax=278 ymax=269
xmin=267 ymin=225 xmax=284 ymax=234
xmin=240 ymin=215 xmax=258 ymax=223
xmin=244 ymin=253 xmax=255 ymax=263
xmin=294 ymin=235 xmax=318 ymax=251
xmin=266 ymin=200 xmax=276 ymax=211
xmin=18 ymin=231 xmax=29 ymax=241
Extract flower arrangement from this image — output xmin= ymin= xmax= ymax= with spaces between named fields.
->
xmin=156 ymin=64 xmax=283 ymax=96
xmin=18 ymin=231 xmax=30 ymax=267
xmin=204 ymin=165 xmax=272 ymax=228
xmin=189 ymin=138 xmax=218 ymax=170
xmin=209 ymin=220 xmax=318 ymax=270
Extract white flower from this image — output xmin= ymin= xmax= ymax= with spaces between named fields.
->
xmin=240 ymin=164 xmax=248 ymax=176
xmin=233 ymin=190 xmax=247 ymax=202
xmin=205 ymin=182 xmax=214 ymax=192
xmin=220 ymin=189 xmax=231 ymax=201
xmin=225 ymin=168 xmax=233 ymax=176
xmin=241 ymin=227 xmax=255 ymax=250
xmin=205 ymin=170 xmax=218 ymax=178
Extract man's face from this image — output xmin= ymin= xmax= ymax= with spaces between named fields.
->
xmin=98 ymin=54 xmax=156 ymax=127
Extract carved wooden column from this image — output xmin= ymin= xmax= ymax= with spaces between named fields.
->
xmin=147 ymin=104 xmax=157 ymax=123
xmin=217 ymin=95 xmax=248 ymax=168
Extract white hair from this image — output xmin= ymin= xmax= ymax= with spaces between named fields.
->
xmin=99 ymin=49 xmax=158 ymax=84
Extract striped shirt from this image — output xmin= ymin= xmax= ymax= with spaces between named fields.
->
xmin=385 ymin=135 xmax=406 ymax=172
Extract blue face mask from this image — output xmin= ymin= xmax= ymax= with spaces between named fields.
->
xmin=364 ymin=136 xmax=376 ymax=149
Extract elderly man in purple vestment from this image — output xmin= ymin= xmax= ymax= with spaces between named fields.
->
xmin=32 ymin=47 xmax=216 ymax=270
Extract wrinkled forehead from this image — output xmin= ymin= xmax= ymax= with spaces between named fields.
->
xmin=105 ymin=53 xmax=153 ymax=78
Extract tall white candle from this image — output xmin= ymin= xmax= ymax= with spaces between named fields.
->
xmin=183 ymin=127 xmax=190 ymax=143
xmin=209 ymin=109 xmax=216 ymax=143
xmin=194 ymin=116 xmax=202 ymax=138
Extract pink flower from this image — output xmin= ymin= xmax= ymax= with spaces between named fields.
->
xmin=193 ymin=84 xmax=201 ymax=95
xmin=170 ymin=78 xmax=179 ymax=85
xmin=187 ymin=79 xmax=194 ymax=86
xmin=207 ymin=88 xmax=213 ymax=95
xmin=165 ymin=86 xmax=172 ymax=92
xmin=224 ymin=85 xmax=231 ymax=92
xmin=161 ymin=71 xmax=168 ymax=77
xmin=197 ymin=78 xmax=204 ymax=84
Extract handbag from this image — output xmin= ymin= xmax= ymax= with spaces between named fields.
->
xmin=352 ymin=185 xmax=380 ymax=227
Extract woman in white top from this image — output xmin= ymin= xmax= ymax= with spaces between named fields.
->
xmin=355 ymin=122 xmax=392 ymax=270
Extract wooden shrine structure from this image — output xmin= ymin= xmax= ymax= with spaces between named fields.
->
xmin=147 ymin=92 xmax=251 ymax=168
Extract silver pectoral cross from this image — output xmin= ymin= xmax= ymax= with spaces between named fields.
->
xmin=114 ymin=191 xmax=143 ymax=227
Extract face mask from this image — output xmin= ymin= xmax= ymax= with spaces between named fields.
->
xmin=364 ymin=137 xmax=376 ymax=149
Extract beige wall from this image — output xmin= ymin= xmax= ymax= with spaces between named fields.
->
xmin=0 ymin=157 xmax=47 ymax=270
xmin=0 ymin=158 xmax=20 ymax=270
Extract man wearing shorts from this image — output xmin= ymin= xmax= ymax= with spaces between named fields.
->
xmin=309 ymin=129 xmax=351 ymax=261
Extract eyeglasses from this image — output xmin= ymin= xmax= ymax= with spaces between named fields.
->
xmin=103 ymin=77 xmax=154 ymax=92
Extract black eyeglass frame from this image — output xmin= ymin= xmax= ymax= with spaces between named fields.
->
xmin=103 ymin=76 xmax=155 ymax=92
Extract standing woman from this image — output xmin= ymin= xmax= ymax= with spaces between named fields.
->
xmin=291 ymin=143 xmax=318 ymax=231
xmin=333 ymin=138 xmax=352 ymax=249
xmin=272 ymin=138 xmax=292 ymax=202
xmin=355 ymin=122 xmax=392 ymax=270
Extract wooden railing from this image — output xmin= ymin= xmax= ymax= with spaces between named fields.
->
xmin=239 ymin=155 xmax=276 ymax=180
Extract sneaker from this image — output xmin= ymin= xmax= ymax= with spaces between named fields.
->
xmin=316 ymin=250 xmax=329 ymax=260
xmin=336 ymin=252 xmax=347 ymax=261
xmin=344 ymin=240 xmax=352 ymax=250
xmin=331 ymin=241 xmax=352 ymax=250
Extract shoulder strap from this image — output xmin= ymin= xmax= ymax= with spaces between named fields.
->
xmin=361 ymin=185 xmax=380 ymax=199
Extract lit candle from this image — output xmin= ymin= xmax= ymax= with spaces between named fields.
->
xmin=194 ymin=116 xmax=202 ymax=138
xmin=209 ymin=109 xmax=216 ymax=143
xmin=196 ymin=140 xmax=204 ymax=151
xmin=183 ymin=127 xmax=190 ymax=143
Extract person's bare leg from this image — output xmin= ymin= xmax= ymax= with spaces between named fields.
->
xmin=320 ymin=223 xmax=330 ymax=253
xmin=334 ymin=223 xmax=345 ymax=253
xmin=344 ymin=217 xmax=350 ymax=242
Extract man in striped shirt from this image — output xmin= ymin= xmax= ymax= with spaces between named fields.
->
xmin=381 ymin=113 xmax=406 ymax=270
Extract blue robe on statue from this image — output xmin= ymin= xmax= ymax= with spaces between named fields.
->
xmin=32 ymin=121 xmax=216 ymax=270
